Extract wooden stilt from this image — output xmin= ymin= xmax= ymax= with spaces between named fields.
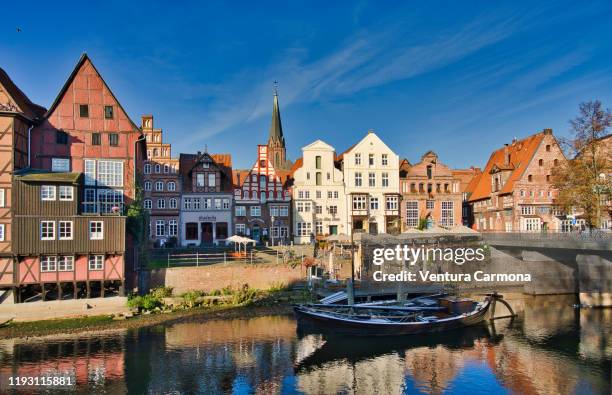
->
xmin=73 ymin=282 xmax=77 ymax=299
xmin=101 ymin=281 xmax=105 ymax=298
xmin=41 ymin=283 xmax=46 ymax=301
xmin=58 ymin=282 xmax=62 ymax=300
xmin=86 ymin=281 xmax=91 ymax=299
xmin=119 ymin=281 xmax=125 ymax=297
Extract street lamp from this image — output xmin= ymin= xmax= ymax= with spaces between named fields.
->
xmin=271 ymin=215 xmax=275 ymax=246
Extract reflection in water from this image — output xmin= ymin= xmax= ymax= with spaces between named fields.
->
xmin=0 ymin=296 xmax=610 ymax=394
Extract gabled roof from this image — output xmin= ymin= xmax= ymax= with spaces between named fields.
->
xmin=335 ymin=144 xmax=356 ymax=162
xmin=302 ymin=139 xmax=335 ymax=151
xmin=469 ymin=131 xmax=546 ymax=202
xmin=179 ymin=152 xmax=233 ymax=192
xmin=44 ymin=53 xmax=140 ymax=131
xmin=290 ymin=157 xmax=303 ymax=175
xmin=0 ymin=67 xmax=46 ymax=120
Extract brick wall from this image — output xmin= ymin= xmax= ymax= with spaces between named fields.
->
xmin=149 ymin=263 xmax=306 ymax=294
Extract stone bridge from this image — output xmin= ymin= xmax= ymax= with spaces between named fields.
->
xmin=482 ymin=232 xmax=611 ymax=306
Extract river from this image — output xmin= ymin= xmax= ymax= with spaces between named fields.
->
xmin=0 ymin=295 xmax=610 ymax=394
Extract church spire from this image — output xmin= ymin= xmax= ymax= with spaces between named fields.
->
xmin=268 ymin=85 xmax=284 ymax=144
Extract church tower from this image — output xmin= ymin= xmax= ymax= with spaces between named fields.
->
xmin=267 ymin=90 xmax=288 ymax=170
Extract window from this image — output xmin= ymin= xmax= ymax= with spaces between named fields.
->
xmin=316 ymin=172 xmax=322 ymax=186
xmin=167 ymin=181 xmax=176 ymax=191
xmin=355 ymin=172 xmax=362 ymax=187
xmin=144 ymin=164 xmax=151 ymax=174
xmin=554 ymin=159 xmax=559 ymax=166
xmin=89 ymin=221 xmax=103 ymax=240
xmin=52 ymin=158 xmax=70 ymax=172
xmin=0 ymin=224 xmax=4 ymax=241
xmin=156 ymin=220 xmax=165 ymax=236
xmin=155 ymin=181 xmax=164 ymax=191
xmin=315 ymin=155 xmax=321 ymax=169
xmin=89 ymin=255 xmax=104 ymax=271
xmin=250 ymin=206 xmax=261 ymax=216
xmin=316 ymin=190 xmax=322 ymax=199
xmin=59 ymin=186 xmax=73 ymax=201
xmin=382 ymin=154 xmax=388 ymax=166
xmin=441 ymin=201 xmax=454 ymax=226
xmin=352 ymin=195 xmax=367 ymax=210
xmin=329 ymin=205 xmax=338 ymax=215
xmin=370 ymin=197 xmax=379 ymax=210
xmin=168 ymin=220 xmax=178 ymax=236
xmin=334 ymin=191 xmax=338 ymax=199
xmin=327 ymin=191 xmax=332 ymax=199
xmin=214 ymin=198 xmax=222 ymax=210
xmin=144 ymin=199 xmax=152 ymax=209
xmin=157 ymin=199 xmax=165 ymax=209
xmin=223 ymin=199 xmax=230 ymax=209
xmin=382 ymin=173 xmax=389 ymax=187
xmin=58 ymin=256 xmax=74 ymax=271
xmin=59 ymin=221 xmax=73 ymax=240
xmin=235 ymin=206 xmax=246 ymax=216
xmin=41 ymin=221 xmax=55 ymax=240
xmin=297 ymin=222 xmax=312 ymax=236
xmin=97 ymin=189 xmax=124 ymax=213
xmin=528 ymin=174 xmax=533 ymax=182
xmin=193 ymin=198 xmax=202 ymax=210
xmin=186 ymin=223 xmax=198 ymax=239
xmin=546 ymin=144 xmax=551 ymax=152
xmin=196 ymin=173 xmax=205 ymax=187
xmin=144 ymin=181 xmax=151 ymax=191
xmin=520 ymin=205 xmax=535 ymax=215
xmin=97 ymin=160 xmax=123 ymax=187
xmin=236 ymin=223 xmax=246 ymax=235
xmin=297 ymin=202 xmax=311 ymax=212
xmin=41 ymin=256 xmax=57 ymax=272
xmin=41 ymin=185 xmax=56 ymax=201
xmin=538 ymin=159 xmax=543 ymax=166
xmin=155 ymin=164 xmax=161 ymax=173
xmin=270 ymin=206 xmax=279 ymax=216
xmin=79 ymin=104 xmax=89 ymax=118
xmin=163 ymin=165 xmax=169 ymax=173
xmin=279 ymin=206 xmax=289 ymax=216
xmin=354 ymin=153 xmax=361 ymax=165
xmin=109 ymin=133 xmax=119 ymax=146
xmin=369 ymin=173 xmax=376 ymax=187
xmin=406 ymin=201 xmax=419 ymax=227
xmin=316 ymin=221 xmax=323 ymax=235
xmin=169 ymin=198 xmax=178 ymax=209
xmin=386 ymin=196 xmax=398 ymax=210
xmin=208 ymin=173 xmax=216 ymax=187
xmin=426 ymin=200 xmax=434 ymax=210
xmin=0 ymin=189 xmax=4 ymax=207
xmin=104 ymin=105 xmax=114 ymax=119
xmin=315 ymin=205 xmax=323 ymax=214
xmin=304 ymin=191 xmax=310 ymax=199
xmin=368 ymin=154 xmax=374 ymax=166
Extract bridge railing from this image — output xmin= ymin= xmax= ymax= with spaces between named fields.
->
xmin=482 ymin=230 xmax=610 ymax=242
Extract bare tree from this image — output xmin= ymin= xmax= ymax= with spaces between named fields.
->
xmin=553 ymin=100 xmax=611 ymax=228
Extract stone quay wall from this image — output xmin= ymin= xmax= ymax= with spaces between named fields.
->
xmin=148 ymin=263 xmax=307 ymax=294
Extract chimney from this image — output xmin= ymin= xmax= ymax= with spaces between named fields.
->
xmin=543 ymin=128 xmax=553 ymax=135
xmin=503 ymin=144 xmax=509 ymax=165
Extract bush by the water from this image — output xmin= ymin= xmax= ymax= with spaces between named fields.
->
xmin=127 ymin=294 xmax=163 ymax=312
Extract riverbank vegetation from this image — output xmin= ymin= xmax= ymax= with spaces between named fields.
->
xmin=0 ymin=284 xmax=312 ymax=339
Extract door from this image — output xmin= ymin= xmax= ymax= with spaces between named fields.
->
xmin=329 ymin=225 xmax=338 ymax=235
xmin=201 ymin=222 xmax=213 ymax=243
xmin=369 ymin=222 xmax=378 ymax=235
xmin=252 ymin=225 xmax=260 ymax=241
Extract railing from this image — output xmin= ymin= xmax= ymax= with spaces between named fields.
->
xmin=82 ymin=202 xmax=124 ymax=214
xmin=483 ymin=230 xmax=611 ymax=242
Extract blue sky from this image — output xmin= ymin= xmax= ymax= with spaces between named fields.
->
xmin=2 ymin=1 xmax=612 ymax=169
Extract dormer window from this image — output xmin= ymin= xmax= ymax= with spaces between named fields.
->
xmin=426 ymin=165 xmax=433 ymax=180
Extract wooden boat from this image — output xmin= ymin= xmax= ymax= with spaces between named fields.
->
xmin=293 ymin=294 xmax=497 ymax=336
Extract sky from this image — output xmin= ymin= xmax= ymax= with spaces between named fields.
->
xmin=2 ymin=1 xmax=612 ymax=169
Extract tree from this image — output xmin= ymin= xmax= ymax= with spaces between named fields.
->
xmin=552 ymin=100 xmax=612 ymax=228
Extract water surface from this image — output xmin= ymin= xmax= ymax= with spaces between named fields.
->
xmin=0 ymin=295 xmax=610 ymax=394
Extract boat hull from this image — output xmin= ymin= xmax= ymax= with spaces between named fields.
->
xmin=293 ymin=299 xmax=491 ymax=336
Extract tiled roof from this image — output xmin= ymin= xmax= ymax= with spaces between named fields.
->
xmin=335 ymin=144 xmax=356 ymax=162
xmin=468 ymin=131 xmax=546 ymax=202
xmin=0 ymin=67 xmax=46 ymax=120
xmin=289 ymin=157 xmax=303 ymax=175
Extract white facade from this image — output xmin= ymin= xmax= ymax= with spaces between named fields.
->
xmin=341 ymin=131 xmax=401 ymax=234
xmin=292 ymin=140 xmax=346 ymax=244
xmin=179 ymin=193 xmax=233 ymax=246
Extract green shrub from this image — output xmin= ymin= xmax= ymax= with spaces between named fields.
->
xmin=150 ymin=286 xmax=173 ymax=299
xmin=232 ymin=285 xmax=259 ymax=306
xmin=127 ymin=292 xmax=163 ymax=312
xmin=269 ymin=282 xmax=289 ymax=293
xmin=181 ymin=290 xmax=206 ymax=308
xmin=220 ymin=286 xmax=233 ymax=296
xmin=127 ymin=295 xmax=143 ymax=310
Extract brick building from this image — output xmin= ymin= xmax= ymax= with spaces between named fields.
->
xmin=178 ymin=152 xmax=233 ymax=246
xmin=233 ymin=145 xmax=291 ymax=243
xmin=141 ymin=115 xmax=180 ymax=244
xmin=28 ymin=54 xmax=146 ymax=284
xmin=399 ymin=151 xmax=464 ymax=229
xmin=468 ymin=129 xmax=566 ymax=232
